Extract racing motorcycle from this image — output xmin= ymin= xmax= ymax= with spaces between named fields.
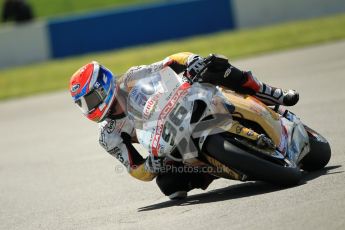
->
xmin=124 ymin=61 xmax=331 ymax=186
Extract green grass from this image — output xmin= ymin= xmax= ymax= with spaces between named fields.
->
xmin=1 ymin=13 xmax=345 ymax=101
xmin=0 ymin=0 xmax=160 ymax=19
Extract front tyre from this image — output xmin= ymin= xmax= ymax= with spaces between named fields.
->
xmin=300 ymin=126 xmax=331 ymax=171
xmin=204 ymin=134 xmax=302 ymax=186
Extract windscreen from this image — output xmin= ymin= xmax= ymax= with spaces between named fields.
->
xmin=126 ymin=67 xmax=185 ymax=129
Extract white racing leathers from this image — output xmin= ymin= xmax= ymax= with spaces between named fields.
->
xmin=98 ymin=59 xmax=173 ymax=181
xmin=99 ymin=116 xmax=136 ymax=171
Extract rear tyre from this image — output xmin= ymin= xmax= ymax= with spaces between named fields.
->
xmin=300 ymin=126 xmax=331 ymax=171
xmin=204 ymin=134 xmax=302 ymax=186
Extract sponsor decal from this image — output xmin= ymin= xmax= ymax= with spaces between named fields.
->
xmin=109 ymin=147 xmax=122 ymax=157
xmin=130 ymin=87 xmax=147 ymax=106
xmin=107 ymin=120 xmax=116 ymax=134
xmin=143 ymin=92 xmax=162 ymax=120
xmin=109 ymin=147 xmax=128 ymax=167
xmin=94 ymin=82 xmax=101 ymax=88
xmin=247 ymin=130 xmax=254 ymax=137
xmin=224 ymin=66 xmax=233 ymax=78
xmin=205 ymin=155 xmax=242 ymax=180
xmin=71 ymin=84 xmax=80 ymax=93
xmin=151 ymin=62 xmax=164 ymax=72
xmin=236 ymin=125 xmax=243 ymax=134
xmin=99 ymin=132 xmax=107 ymax=149
xmin=151 ymin=83 xmax=190 ymax=156
xmin=127 ymin=66 xmax=143 ymax=78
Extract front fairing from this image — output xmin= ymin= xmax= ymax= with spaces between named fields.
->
xmin=221 ymin=90 xmax=309 ymax=166
xmin=125 ymin=67 xmax=191 ymax=158
xmin=281 ymin=114 xmax=310 ymax=166
xmin=125 ymin=67 xmax=233 ymax=160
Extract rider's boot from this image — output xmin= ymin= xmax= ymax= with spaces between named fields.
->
xmin=167 ymin=174 xmax=216 ymax=200
xmin=156 ymin=171 xmax=217 ymax=200
xmin=242 ymin=71 xmax=299 ymax=106
xmin=168 ymin=191 xmax=188 ymax=200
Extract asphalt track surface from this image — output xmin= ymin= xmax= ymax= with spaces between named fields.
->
xmin=1 ymin=41 xmax=345 ymax=230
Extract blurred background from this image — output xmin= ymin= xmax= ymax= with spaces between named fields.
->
xmin=1 ymin=0 xmax=345 ymax=100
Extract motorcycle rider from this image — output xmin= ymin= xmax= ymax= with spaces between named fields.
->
xmin=69 ymin=52 xmax=299 ymax=200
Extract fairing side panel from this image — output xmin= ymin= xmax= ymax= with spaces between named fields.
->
xmin=222 ymin=90 xmax=282 ymax=147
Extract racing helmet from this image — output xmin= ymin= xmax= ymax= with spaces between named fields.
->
xmin=69 ymin=61 xmax=117 ymax=122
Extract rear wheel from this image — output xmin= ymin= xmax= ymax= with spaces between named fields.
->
xmin=204 ymin=134 xmax=302 ymax=186
xmin=300 ymin=126 xmax=331 ymax=171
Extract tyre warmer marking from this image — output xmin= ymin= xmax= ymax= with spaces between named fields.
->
xmin=204 ymin=154 xmax=244 ymax=180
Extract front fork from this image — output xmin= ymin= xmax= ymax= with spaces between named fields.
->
xmin=228 ymin=120 xmax=276 ymax=149
xmin=200 ymin=121 xmax=274 ymax=181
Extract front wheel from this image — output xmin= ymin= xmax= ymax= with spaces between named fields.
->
xmin=300 ymin=126 xmax=331 ymax=171
xmin=204 ymin=134 xmax=302 ymax=186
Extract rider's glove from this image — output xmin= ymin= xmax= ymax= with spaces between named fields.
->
xmin=186 ymin=54 xmax=231 ymax=83
xmin=186 ymin=54 xmax=207 ymax=79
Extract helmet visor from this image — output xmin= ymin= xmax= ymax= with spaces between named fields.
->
xmin=75 ymin=87 xmax=107 ymax=114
